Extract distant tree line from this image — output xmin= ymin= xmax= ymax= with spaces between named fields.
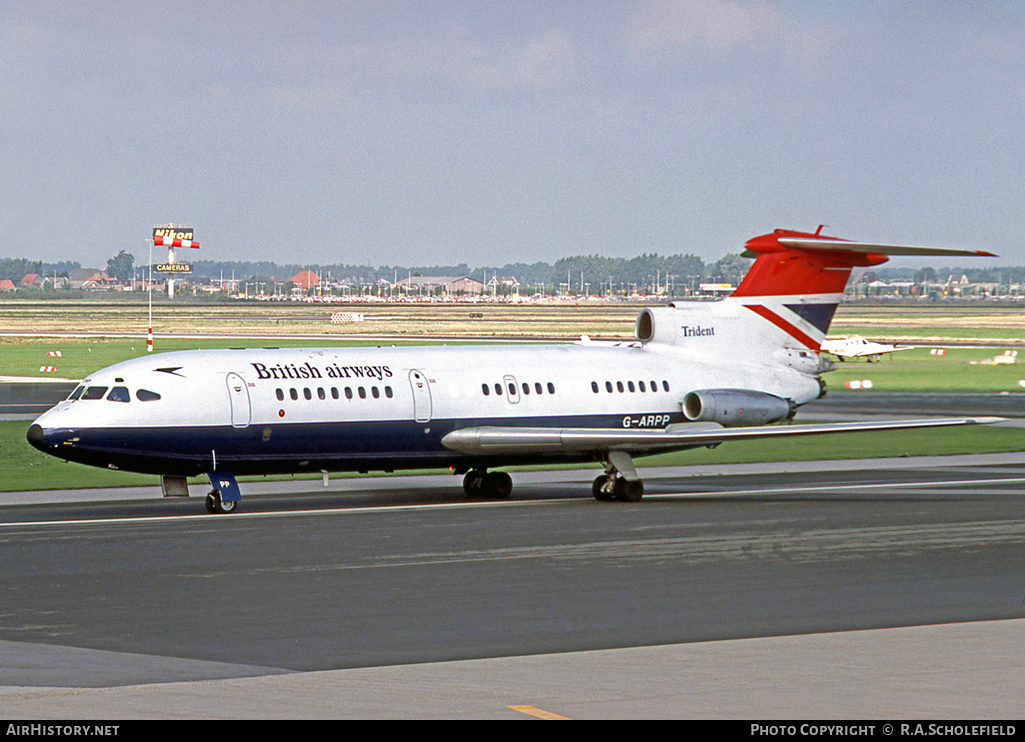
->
xmin=0 ymin=258 xmax=82 ymax=283
xmin=4 ymin=251 xmax=1024 ymax=294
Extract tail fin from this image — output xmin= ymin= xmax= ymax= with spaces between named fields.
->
xmin=730 ymin=227 xmax=994 ymax=351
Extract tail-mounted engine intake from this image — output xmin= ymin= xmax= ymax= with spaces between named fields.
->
xmin=682 ymin=389 xmax=796 ymax=427
xmin=635 ymin=306 xmax=688 ymax=345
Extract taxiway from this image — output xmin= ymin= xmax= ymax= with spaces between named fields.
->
xmin=1 ymin=454 xmax=1024 ymax=718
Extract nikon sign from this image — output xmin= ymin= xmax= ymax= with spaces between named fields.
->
xmin=153 ymin=226 xmax=194 ymax=242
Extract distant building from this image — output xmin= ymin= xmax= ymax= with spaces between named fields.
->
xmin=397 ymin=276 xmax=486 ymax=294
xmin=289 ymin=270 xmax=321 ymax=289
xmin=68 ymin=268 xmax=115 ymax=290
xmin=0 ymin=279 xmax=15 ymax=292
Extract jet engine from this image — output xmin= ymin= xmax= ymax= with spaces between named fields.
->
xmin=635 ymin=307 xmax=678 ymax=345
xmin=682 ymin=389 xmax=796 ymax=427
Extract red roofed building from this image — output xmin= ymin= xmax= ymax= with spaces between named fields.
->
xmin=289 ymin=270 xmax=321 ymax=289
xmin=0 ymin=279 xmax=15 ymax=292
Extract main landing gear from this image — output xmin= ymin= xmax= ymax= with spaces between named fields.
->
xmin=460 ymin=451 xmax=646 ymax=504
xmin=462 ymin=469 xmax=513 ymax=499
xmin=592 ymin=450 xmax=644 ymax=502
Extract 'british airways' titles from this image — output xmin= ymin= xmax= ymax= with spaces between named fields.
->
xmin=251 ymin=362 xmax=393 ymax=381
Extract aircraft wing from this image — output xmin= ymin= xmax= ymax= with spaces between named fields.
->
xmin=841 ymin=346 xmax=913 ymax=358
xmin=441 ymin=417 xmax=1004 ymax=457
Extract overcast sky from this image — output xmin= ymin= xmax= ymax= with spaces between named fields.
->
xmin=2 ymin=1 xmax=1023 ymax=269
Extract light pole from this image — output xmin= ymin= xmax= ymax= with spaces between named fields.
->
xmin=146 ymin=239 xmax=153 ymax=352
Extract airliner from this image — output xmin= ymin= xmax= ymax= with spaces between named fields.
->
xmin=26 ymin=228 xmax=999 ymax=513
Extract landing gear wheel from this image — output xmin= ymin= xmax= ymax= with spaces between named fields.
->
xmin=482 ymin=471 xmax=513 ymax=499
xmin=205 ymin=489 xmax=238 ymax=515
xmin=614 ymin=478 xmax=644 ymax=502
xmin=592 ymin=474 xmax=615 ymax=501
xmin=464 ymin=470 xmax=512 ymax=499
xmin=463 ymin=470 xmax=485 ymax=497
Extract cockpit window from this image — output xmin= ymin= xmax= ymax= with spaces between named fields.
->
xmin=80 ymin=386 xmax=109 ymax=400
xmin=106 ymin=386 xmax=131 ymax=403
xmin=68 ymin=385 xmax=85 ymax=401
xmin=136 ymin=389 xmax=161 ymax=402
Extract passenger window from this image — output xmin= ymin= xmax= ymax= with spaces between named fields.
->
xmin=68 ymin=385 xmax=85 ymax=401
xmin=605 ymin=381 xmax=613 ymax=393
xmin=508 ymin=382 xmax=516 ymax=395
xmin=136 ymin=389 xmax=161 ymax=402
xmin=345 ymin=387 xmax=353 ymax=400
xmin=616 ymin=381 xmax=624 ymax=393
xmin=663 ymin=380 xmax=670 ymax=392
xmin=522 ymin=383 xmax=530 ymax=395
xmin=81 ymin=386 xmax=108 ymax=400
xmin=331 ymin=388 xmax=339 ymax=400
xmin=106 ymin=387 xmax=131 ymax=402
xmin=627 ymin=381 xmax=635 ymax=393
xmin=358 ymin=387 xmax=366 ymax=399
xmin=304 ymin=388 xmax=312 ymax=400
xmin=290 ymin=388 xmax=299 ymax=401
xmin=639 ymin=381 xmax=646 ymax=392
xmin=591 ymin=381 xmax=599 ymax=393
xmin=495 ymin=383 xmax=503 ymax=396
xmin=317 ymin=388 xmax=326 ymax=400
xmin=276 ymin=389 xmax=284 ymax=401
xmin=535 ymin=382 xmax=542 ymax=394
xmin=385 ymin=386 xmax=393 ymax=398
xmin=547 ymin=382 xmax=555 ymax=394
xmin=482 ymin=383 xmax=490 ymax=396
xmin=372 ymin=387 xmax=380 ymax=399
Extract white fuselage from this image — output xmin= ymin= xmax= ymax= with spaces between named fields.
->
xmin=27 ymin=329 xmax=824 ymax=477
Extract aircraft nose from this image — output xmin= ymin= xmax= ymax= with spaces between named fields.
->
xmin=26 ymin=423 xmax=45 ymax=451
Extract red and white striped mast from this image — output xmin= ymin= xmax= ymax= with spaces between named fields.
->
xmin=148 ymin=226 xmax=200 ymax=351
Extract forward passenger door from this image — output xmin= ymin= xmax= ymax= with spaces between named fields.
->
xmin=409 ymin=369 xmax=432 ymax=423
xmin=226 ymin=372 xmax=251 ymax=428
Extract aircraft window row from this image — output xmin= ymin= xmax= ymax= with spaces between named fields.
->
xmin=481 ymin=381 xmax=556 ymax=397
xmin=591 ymin=379 xmax=671 ymax=394
xmin=69 ymin=385 xmax=162 ymax=402
xmin=275 ymin=386 xmax=394 ymax=402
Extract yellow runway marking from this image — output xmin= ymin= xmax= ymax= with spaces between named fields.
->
xmin=508 ymin=704 xmax=571 ymax=720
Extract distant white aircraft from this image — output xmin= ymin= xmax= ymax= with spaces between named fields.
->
xmin=820 ymin=335 xmax=912 ymax=362
xmin=27 ymin=227 xmax=998 ymax=513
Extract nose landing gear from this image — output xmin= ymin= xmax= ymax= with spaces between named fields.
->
xmin=205 ymin=489 xmax=238 ymax=514
xmin=205 ymin=472 xmax=242 ymax=514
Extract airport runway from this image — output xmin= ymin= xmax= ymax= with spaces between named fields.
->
xmin=2 ymin=455 xmax=1025 ymax=718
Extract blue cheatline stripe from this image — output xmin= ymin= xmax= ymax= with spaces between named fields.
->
xmin=40 ymin=410 xmax=688 ymax=477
